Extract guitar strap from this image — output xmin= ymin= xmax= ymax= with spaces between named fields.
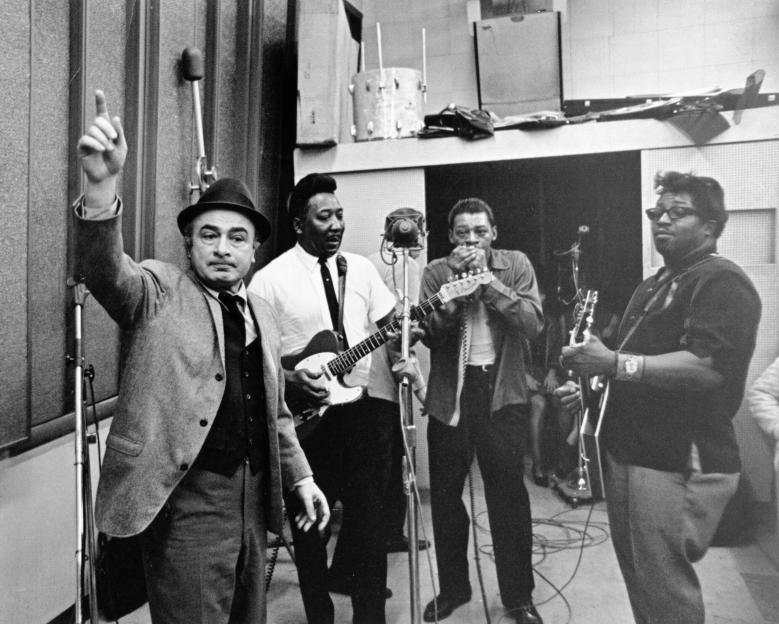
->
xmin=336 ymin=254 xmax=348 ymax=348
xmin=617 ymin=253 xmax=717 ymax=351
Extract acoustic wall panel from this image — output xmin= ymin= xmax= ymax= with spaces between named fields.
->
xmin=0 ymin=0 xmax=31 ymax=448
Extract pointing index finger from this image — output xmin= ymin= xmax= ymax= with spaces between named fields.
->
xmin=95 ymin=89 xmax=109 ymax=118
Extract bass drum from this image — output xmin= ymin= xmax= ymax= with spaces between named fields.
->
xmin=350 ymin=68 xmax=423 ymax=141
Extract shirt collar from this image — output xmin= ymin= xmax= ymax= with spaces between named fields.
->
xmin=201 ymin=281 xmax=248 ymax=309
xmin=294 ymin=242 xmax=337 ymax=272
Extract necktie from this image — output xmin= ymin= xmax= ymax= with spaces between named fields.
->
xmin=219 ymin=291 xmax=246 ymax=346
xmin=318 ymin=256 xmax=339 ymax=331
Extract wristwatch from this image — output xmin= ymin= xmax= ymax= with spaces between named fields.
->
xmin=616 ymin=352 xmax=644 ymax=382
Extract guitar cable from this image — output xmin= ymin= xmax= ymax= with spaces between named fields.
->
xmin=471 ymin=487 xmax=609 ymax=624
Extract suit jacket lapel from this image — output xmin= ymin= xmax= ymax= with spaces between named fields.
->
xmin=188 ymin=270 xmax=226 ymax=371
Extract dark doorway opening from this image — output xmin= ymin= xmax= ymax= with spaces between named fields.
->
xmin=424 ymin=151 xmax=643 ymax=320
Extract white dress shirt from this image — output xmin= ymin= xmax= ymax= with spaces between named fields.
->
xmin=248 ymin=243 xmax=396 ymax=386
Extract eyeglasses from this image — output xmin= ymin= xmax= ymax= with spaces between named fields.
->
xmin=644 ymin=206 xmax=699 ymax=221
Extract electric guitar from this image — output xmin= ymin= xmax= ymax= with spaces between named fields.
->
xmin=282 ymin=269 xmax=493 ymax=440
xmin=569 ymin=290 xmax=608 ymax=501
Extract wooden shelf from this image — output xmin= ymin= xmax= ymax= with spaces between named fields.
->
xmin=294 ymin=106 xmax=779 ymax=178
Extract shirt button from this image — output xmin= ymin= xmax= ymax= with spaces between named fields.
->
xmin=180 ymin=463 xmax=189 ymax=471
xmin=244 ymin=371 xmax=250 ymax=378
xmin=246 ymin=393 xmax=252 ymax=400
xmin=215 ymin=373 xmax=224 ymax=381
xmin=199 ymin=419 xmax=208 ymax=427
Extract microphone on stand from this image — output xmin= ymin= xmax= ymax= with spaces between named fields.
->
xmin=572 ymin=224 xmax=589 ymax=262
xmin=389 ymin=218 xmax=420 ymax=248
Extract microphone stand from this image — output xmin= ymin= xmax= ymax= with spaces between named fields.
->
xmin=393 ymin=246 xmax=422 ymax=624
xmin=70 ymin=278 xmax=99 ymax=624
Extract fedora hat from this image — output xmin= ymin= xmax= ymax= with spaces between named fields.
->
xmin=177 ymin=178 xmax=271 ymax=242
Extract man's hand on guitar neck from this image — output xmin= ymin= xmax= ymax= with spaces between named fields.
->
xmin=560 ymin=334 xmax=618 ymax=378
xmin=285 ymin=368 xmax=331 ymax=405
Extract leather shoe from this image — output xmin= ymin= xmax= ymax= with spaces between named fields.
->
xmin=510 ymin=602 xmax=543 ymax=624
xmin=327 ymin=574 xmax=392 ymax=599
xmin=422 ymin=593 xmax=470 ymax=622
xmin=385 ymin=534 xmax=430 ymax=553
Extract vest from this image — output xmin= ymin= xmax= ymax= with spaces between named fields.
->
xmin=194 ymin=305 xmax=268 ymax=476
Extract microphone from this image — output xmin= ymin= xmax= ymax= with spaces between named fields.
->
xmin=389 ymin=218 xmax=419 ymax=248
xmin=182 ymin=47 xmax=204 ymax=81
xmin=572 ymin=224 xmax=589 ymax=262
xmin=336 ymin=254 xmax=348 ymax=277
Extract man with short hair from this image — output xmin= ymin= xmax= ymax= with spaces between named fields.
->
xmin=420 ymin=197 xmax=545 ymax=624
xmin=248 ymin=173 xmax=398 ymax=624
xmin=74 ymin=90 xmax=329 ymax=624
xmin=558 ymin=171 xmax=761 ymax=624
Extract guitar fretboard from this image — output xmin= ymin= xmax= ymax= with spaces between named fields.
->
xmin=327 ymin=293 xmax=443 ymax=376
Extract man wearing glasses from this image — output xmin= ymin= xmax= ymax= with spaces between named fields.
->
xmin=557 ymin=171 xmax=761 ymax=624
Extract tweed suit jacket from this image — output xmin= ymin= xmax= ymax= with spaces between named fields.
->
xmin=77 ymin=208 xmax=311 ymax=538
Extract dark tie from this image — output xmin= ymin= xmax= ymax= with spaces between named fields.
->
xmin=219 ymin=291 xmax=246 ymax=346
xmin=318 ymin=256 xmax=339 ymax=331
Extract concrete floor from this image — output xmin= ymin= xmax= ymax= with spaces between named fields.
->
xmin=119 ymin=468 xmax=778 ymax=624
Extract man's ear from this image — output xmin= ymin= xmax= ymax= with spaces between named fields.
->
xmin=448 ymin=228 xmax=456 ymax=245
xmin=492 ymin=225 xmax=498 ymax=242
xmin=702 ymin=220 xmax=717 ymax=238
xmin=293 ymin=217 xmax=303 ymax=235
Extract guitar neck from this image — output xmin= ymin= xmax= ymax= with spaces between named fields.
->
xmin=327 ymin=292 xmax=443 ymax=376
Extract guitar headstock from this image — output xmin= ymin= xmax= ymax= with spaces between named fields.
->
xmin=569 ymin=289 xmax=598 ymax=346
xmin=438 ymin=268 xmax=494 ymax=304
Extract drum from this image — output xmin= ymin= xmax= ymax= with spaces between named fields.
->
xmin=350 ymin=68 xmax=423 ymax=141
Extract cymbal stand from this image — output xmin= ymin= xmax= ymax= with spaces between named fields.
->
xmin=70 ymin=277 xmax=100 ymax=623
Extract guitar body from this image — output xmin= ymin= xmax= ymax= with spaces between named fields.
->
xmin=580 ymin=378 xmax=609 ymax=501
xmin=282 ymin=330 xmax=364 ymax=441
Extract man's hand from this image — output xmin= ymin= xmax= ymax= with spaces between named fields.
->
xmin=553 ymin=380 xmax=581 ymax=415
xmin=294 ymin=481 xmax=330 ymax=534
xmin=543 ymin=369 xmax=560 ymax=393
xmin=560 ymin=334 xmax=617 ymax=378
xmin=446 ymin=245 xmax=487 ymax=276
xmin=285 ymin=368 xmax=330 ymax=405
xmin=525 ymin=373 xmax=541 ymax=393
xmin=77 ymin=90 xmax=127 ymax=185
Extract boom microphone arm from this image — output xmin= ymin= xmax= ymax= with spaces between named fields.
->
xmin=182 ymin=47 xmax=217 ymax=195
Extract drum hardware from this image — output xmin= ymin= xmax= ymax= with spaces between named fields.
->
xmin=350 ymin=23 xmax=427 ymax=142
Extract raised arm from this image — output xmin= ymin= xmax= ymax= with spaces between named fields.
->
xmin=77 ymin=89 xmax=127 ymax=209
xmin=75 ymin=91 xmax=158 ymax=328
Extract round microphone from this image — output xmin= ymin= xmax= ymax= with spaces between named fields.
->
xmin=390 ymin=218 xmax=419 ymax=247
xmin=182 ymin=47 xmax=204 ymax=81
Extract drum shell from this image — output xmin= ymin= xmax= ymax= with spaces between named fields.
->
xmin=351 ymin=68 xmax=423 ymax=141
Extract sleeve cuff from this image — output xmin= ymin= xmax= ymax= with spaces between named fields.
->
xmin=291 ymin=475 xmax=314 ymax=491
xmin=73 ymin=195 xmax=121 ymax=220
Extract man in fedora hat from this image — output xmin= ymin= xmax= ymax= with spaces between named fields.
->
xmin=74 ymin=90 xmax=329 ymax=624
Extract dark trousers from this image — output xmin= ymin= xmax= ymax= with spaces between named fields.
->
xmin=427 ymin=366 xmax=535 ymax=608
xmin=141 ymin=464 xmax=266 ymax=624
xmin=286 ymin=396 xmax=395 ymax=624
xmin=331 ymin=402 xmax=407 ymax=579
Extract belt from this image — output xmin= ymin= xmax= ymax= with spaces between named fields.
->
xmin=466 ymin=363 xmax=493 ymax=373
